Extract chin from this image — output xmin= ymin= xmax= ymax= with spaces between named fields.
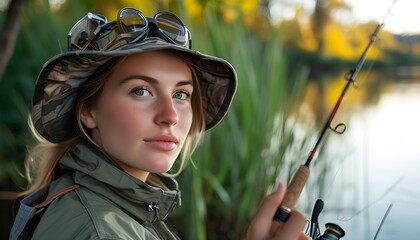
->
xmin=158 ymin=165 xmax=175 ymax=174
xmin=148 ymin=161 xmax=176 ymax=174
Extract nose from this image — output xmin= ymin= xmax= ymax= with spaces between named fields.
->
xmin=155 ymin=96 xmax=178 ymax=126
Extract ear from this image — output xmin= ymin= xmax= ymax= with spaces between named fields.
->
xmin=80 ymin=109 xmax=97 ymax=129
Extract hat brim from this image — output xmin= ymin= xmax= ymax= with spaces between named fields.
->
xmin=32 ymin=38 xmax=237 ymax=143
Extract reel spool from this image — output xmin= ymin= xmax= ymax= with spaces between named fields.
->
xmin=318 ymin=223 xmax=345 ymax=240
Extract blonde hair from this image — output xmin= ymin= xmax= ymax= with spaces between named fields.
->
xmin=22 ymin=51 xmax=206 ymax=196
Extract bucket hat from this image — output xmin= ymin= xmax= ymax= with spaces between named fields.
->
xmin=32 ymin=8 xmax=237 ymax=143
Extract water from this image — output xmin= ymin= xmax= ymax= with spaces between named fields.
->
xmin=314 ymin=81 xmax=420 ymax=239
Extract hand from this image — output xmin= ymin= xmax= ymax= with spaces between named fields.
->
xmin=246 ymin=182 xmax=310 ymax=240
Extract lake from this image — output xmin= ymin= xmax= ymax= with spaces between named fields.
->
xmin=296 ymin=69 xmax=420 ymax=239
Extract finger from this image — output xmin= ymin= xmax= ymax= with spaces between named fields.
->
xmin=247 ymin=182 xmax=286 ymax=239
xmin=270 ymin=220 xmax=283 ymax=236
xmin=269 ymin=182 xmax=288 ymax=235
xmin=274 ymin=210 xmax=307 ymax=240
xmin=298 ymin=232 xmax=311 ymax=240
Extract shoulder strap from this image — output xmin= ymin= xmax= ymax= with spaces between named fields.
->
xmin=10 ymin=184 xmax=80 ymax=240
xmin=34 ymin=184 xmax=80 ymax=210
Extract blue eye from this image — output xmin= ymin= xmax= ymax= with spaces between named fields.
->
xmin=134 ymin=88 xmax=151 ymax=96
xmin=174 ymin=91 xmax=190 ymax=100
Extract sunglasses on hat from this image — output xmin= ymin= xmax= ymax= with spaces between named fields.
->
xmin=68 ymin=7 xmax=191 ymax=51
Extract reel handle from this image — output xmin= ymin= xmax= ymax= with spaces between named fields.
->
xmin=310 ymin=199 xmax=324 ymax=238
xmin=273 ymin=165 xmax=310 ymax=222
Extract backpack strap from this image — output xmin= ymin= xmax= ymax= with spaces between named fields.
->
xmin=34 ymin=184 xmax=80 ymax=210
xmin=9 ymin=184 xmax=80 ymax=240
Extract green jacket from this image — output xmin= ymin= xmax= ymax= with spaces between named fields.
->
xmin=32 ymin=142 xmax=181 ymax=240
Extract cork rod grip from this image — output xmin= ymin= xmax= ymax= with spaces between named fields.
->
xmin=281 ymin=165 xmax=310 ymax=209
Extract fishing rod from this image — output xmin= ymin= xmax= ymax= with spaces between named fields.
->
xmin=272 ymin=0 xmax=398 ymax=234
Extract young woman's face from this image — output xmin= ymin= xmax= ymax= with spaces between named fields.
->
xmin=81 ymin=51 xmax=194 ymax=181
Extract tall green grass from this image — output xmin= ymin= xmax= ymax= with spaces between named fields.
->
xmin=1 ymin=2 xmax=312 ymax=239
xmin=172 ymin=8 xmax=311 ymax=240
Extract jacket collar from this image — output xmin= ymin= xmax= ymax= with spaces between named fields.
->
xmin=59 ymin=142 xmax=181 ymax=224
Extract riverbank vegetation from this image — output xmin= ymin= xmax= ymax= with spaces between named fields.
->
xmin=1 ymin=0 xmax=419 ymax=239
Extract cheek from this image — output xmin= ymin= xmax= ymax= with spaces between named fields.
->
xmin=114 ymin=103 xmax=144 ymax=127
xmin=179 ymin=108 xmax=193 ymax=138
xmin=97 ymin=99 xmax=146 ymax=140
xmin=185 ymin=111 xmax=193 ymax=130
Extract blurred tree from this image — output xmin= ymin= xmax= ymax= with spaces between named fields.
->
xmin=311 ymin=0 xmax=349 ymax=52
xmin=2 ymin=1 xmax=420 ymax=239
xmin=280 ymin=6 xmax=318 ymax=52
xmin=322 ymin=23 xmax=353 ymax=59
xmin=0 ymin=0 xmax=25 ymax=80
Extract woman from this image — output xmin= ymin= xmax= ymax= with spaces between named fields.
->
xmin=10 ymin=7 xmax=308 ymax=240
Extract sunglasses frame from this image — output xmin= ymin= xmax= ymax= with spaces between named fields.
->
xmin=67 ymin=12 xmax=107 ymax=51
xmin=67 ymin=8 xmax=191 ymax=51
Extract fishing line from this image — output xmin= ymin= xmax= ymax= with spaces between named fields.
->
xmin=349 ymin=0 xmax=397 ymax=91
xmin=373 ymin=202 xmax=394 ymax=240
xmin=272 ymin=0 xmax=399 ymax=231
xmin=382 ymin=0 xmax=398 ymax=24
xmin=334 ymin=0 xmax=399 ymax=223
xmin=336 ymin=176 xmax=402 ymax=221
xmin=319 ymin=161 xmax=342 ymax=199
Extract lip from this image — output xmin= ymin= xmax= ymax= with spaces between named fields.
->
xmin=144 ymin=135 xmax=179 ymax=151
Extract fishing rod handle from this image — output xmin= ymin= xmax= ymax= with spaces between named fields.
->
xmin=273 ymin=165 xmax=310 ymax=223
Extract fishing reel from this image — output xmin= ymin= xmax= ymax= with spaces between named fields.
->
xmin=308 ymin=199 xmax=345 ymax=240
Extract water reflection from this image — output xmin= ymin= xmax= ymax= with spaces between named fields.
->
xmin=297 ymin=70 xmax=420 ymax=239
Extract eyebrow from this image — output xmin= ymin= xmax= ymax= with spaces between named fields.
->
xmin=120 ymin=75 xmax=194 ymax=87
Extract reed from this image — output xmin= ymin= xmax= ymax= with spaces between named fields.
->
xmin=172 ymin=8 xmax=310 ymax=240
xmin=0 ymin=2 xmax=312 ymax=239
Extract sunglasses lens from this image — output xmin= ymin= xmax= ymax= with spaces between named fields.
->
xmin=68 ymin=9 xmax=191 ymax=51
xmin=156 ymin=13 xmax=188 ymax=46
xmin=118 ymin=8 xmax=147 ymax=38
xmin=68 ymin=13 xmax=107 ymax=50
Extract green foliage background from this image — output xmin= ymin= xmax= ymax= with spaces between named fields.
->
xmin=173 ymin=8 xmax=310 ymax=239
xmin=5 ymin=0 xmax=420 ymax=239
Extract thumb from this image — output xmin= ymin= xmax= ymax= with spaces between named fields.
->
xmin=247 ymin=182 xmax=286 ymax=239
